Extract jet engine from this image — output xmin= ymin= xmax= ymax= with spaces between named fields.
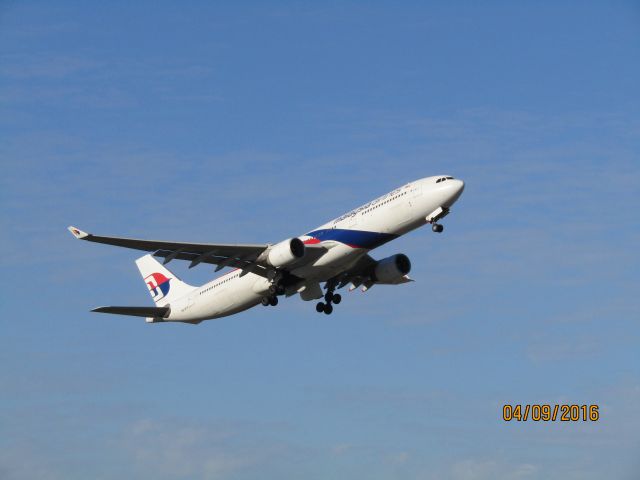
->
xmin=373 ymin=254 xmax=411 ymax=283
xmin=266 ymin=238 xmax=305 ymax=268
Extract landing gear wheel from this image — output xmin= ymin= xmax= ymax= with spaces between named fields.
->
xmin=323 ymin=303 xmax=333 ymax=315
xmin=261 ymin=297 xmax=270 ymax=306
xmin=269 ymin=296 xmax=279 ymax=306
xmin=268 ymin=284 xmax=278 ymax=295
xmin=432 ymin=223 xmax=444 ymax=233
xmin=316 ymin=302 xmax=325 ymax=313
xmin=276 ymin=284 xmax=285 ymax=295
xmin=332 ymin=293 xmax=342 ymax=304
xmin=324 ymin=292 xmax=333 ymax=303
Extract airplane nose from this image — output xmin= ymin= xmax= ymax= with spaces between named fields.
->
xmin=452 ymin=179 xmax=465 ymax=195
xmin=444 ymin=179 xmax=465 ymax=206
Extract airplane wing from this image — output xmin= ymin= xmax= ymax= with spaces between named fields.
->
xmin=68 ymin=226 xmax=272 ymax=277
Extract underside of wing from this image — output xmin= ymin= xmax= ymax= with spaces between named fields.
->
xmin=68 ymin=226 xmax=272 ymax=277
xmin=331 ymin=253 xmax=413 ymax=292
xmin=335 ymin=254 xmax=377 ymax=290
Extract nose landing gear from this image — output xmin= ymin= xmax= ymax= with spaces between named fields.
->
xmin=427 ymin=206 xmax=448 ymax=233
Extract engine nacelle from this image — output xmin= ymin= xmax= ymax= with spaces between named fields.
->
xmin=373 ymin=254 xmax=411 ymax=284
xmin=266 ymin=237 xmax=305 ymax=268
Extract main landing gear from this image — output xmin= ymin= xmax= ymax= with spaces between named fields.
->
xmin=431 ymin=223 xmax=444 ymax=233
xmin=316 ymin=283 xmax=342 ymax=315
xmin=261 ymin=295 xmax=279 ymax=307
xmin=268 ymin=283 xmax=285 ymax=296
xmin=263 ymin=274 xmax=286 ymax=307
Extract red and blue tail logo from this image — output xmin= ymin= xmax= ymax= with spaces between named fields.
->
xmin=145 ymin=272 xmax=171 ymax=300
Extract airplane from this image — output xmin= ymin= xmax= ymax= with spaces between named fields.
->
xmin=68 ymin=175 xmax=464 ymax=324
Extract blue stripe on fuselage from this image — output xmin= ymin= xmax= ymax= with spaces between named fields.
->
xmin=305 ymin=229 xmax=398 ymax=249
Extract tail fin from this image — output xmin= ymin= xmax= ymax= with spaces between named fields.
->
xmin=135 ymin=254 xmax=196 ymax=307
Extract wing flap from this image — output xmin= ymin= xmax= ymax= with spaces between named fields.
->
xmin=151 ymin=249 xmax=270 ymax=276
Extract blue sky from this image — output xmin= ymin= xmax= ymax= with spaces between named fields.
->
xmin=1 ymin=1 xmax=639 ymax=479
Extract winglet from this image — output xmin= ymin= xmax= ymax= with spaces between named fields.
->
xmin=68 ymin=226 xmax=89 ymax=239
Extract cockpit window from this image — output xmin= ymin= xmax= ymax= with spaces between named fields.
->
xmin=446 ymin=176 xmax=454 ymax=180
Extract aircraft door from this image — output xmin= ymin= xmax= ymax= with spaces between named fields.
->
xmin=186 ymin=292 xmax=197 ymax=309
xmin=387 ymin=186 xmax=414 ymax=233
xmin=346 ymin=213 xmax=358 ymax=229
xmin=408 ymin=184 xmax=422 ymax=206
xmin=180 ymin=291 xmax=197 ymax=316
xmin=217 ymin=285 xmax=238 ymax=313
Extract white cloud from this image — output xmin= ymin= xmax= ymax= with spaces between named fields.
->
xmin=120 ymin=418 xmax=274 ymax=480
xmin=450 ymin=459 xmax=537 ymax=480
xmin=0 ymin=444 xmax=63 ymax=480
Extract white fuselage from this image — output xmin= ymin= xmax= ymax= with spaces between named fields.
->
xmin=167 ymin=176 xmax=464 ymax=322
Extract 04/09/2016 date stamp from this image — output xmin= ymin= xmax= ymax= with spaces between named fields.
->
xmin=503 ymin=404 xmax=599 ymax=422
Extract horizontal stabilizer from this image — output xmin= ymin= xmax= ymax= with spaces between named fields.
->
xmin=91 ymin=306 xmax=170 ymax=318
xmin=68 ymin=226 xmax=89 ymax=239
